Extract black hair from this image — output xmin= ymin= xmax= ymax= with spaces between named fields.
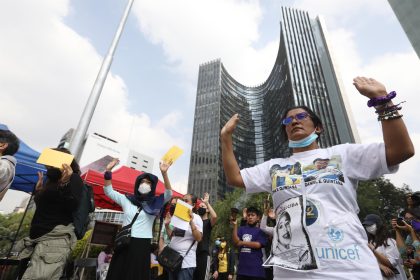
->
xmin=246 ymin=206 xmax=261 ymax=217
xmin=0 ymin=130 xmax=20 ymax=156
xmin=366 ymin=218 xmax=390 ymax=249
xmin=280 ymin=105 xmax=323 ymax=141
xmin=186 ymin=193 xmax=198 ymax=205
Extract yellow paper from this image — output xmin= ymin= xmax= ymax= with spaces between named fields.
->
xmin=161 ymin=145 xmax=183 ymax=164
xmin=36 ymin=148 xmax=74 ymax=169
xmin=173 ymin=200 xmax=192 ymax=222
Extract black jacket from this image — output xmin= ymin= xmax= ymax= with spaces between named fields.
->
xmin=211 ymin=247 xmax=235 ymax=275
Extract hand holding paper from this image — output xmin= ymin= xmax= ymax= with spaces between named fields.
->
xmin=170 ymin=200 xmax=193 ymax=231
xmin=37 ymin=148 xmax=74 ymax=169
xmin=173 ymin=200 xmax=192 ymax=222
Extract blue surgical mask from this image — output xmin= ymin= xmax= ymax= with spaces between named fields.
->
xmin=215 ymin=240 xmax=221 ymax=247
xmin=289 ymin=130 xmax=318 ymax=148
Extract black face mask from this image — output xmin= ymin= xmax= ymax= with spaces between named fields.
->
xmin=46 ymin=168 xmax=62 ymax=182
xmin=198 ymin=207 xmax=207 ymax=216
xmin=169 ymin=204 xmax=176 ymax=215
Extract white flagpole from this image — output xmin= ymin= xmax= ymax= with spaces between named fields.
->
xmin=70 ymin=0 xmax=135 ymax=160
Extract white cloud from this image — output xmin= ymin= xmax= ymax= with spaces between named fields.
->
xmin=132 ymin=0 xmax=278 ymax=86
xmin=0 ymin=0 xmax=190 ymax=212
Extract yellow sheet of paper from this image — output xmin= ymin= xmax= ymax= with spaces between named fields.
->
xmin=36 ymin=148 xmax=74 ymax=169
xmin=173 ymin=200 xmax=192 ymax=222
xmin=161 ymin=145 xmax=183 ymax=164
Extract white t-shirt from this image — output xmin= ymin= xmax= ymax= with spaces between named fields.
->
xmin=0 ymin=155 xmax=16 ymax=200
xmin=375 ymin=238 xmax=407 ymax=280
xmin=240 ymin=143 xmax=398 ymax=279
xmin=169 ymin=213 xmax=203 ymax=268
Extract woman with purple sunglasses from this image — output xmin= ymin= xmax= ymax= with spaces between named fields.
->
xmin=221 ymin=76 xmax=414 ymax=279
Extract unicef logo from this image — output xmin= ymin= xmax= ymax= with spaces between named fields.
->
xmin=327 ymin=227 xmax=344 ymax=243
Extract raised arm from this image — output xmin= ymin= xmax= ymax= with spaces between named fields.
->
xmin=160 ymin=161 xmax=173 ymax=191
xmin=221 ymin=114 xmax=245 ymax=188
xmin=202 ymin=192 xmax=218 ymax=226
xmin=353 ymin=77 xmax=414 ymax=166
xmin=104 ymin=158 xmax=119 ymax=187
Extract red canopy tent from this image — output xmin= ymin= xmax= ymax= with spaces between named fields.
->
xmin=81 ymin=166 xmax=184 ymax=211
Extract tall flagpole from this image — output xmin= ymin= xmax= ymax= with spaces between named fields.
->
xmin=69 ymin=0 xmax=135 ymax=160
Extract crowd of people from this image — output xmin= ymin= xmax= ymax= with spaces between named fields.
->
xmin=0 ymin=75 xmax=417 ymax=280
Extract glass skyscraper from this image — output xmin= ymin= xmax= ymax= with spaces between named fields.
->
xmin=188 ymin=7 xmax=358 ymax=201
xmin=388 ymin=0 xmax=420 ymax=59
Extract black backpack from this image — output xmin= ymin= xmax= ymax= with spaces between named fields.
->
xmin=72 ymin=183 xmax=95 ymax=239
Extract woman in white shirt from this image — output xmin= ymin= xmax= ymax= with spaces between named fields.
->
xmin=363 ymin=214 xmax=407 ymax=280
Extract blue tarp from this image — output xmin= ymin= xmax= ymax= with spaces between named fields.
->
xmin=1 ymin=124 xmax=45 ymax=193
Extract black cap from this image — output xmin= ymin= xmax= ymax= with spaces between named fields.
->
xmin=362 ymin=214 xmax=382 ymax=227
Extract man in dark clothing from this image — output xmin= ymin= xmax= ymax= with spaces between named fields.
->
xmin=20 ymin=149 xmax=83 ymax=280
xmin=194 ymin=192 xmax=218 ymax=280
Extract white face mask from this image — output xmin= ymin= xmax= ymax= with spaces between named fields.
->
xmin=365 ymin=224 xmax=377 ymax=235
xmin=138 ymin=183 xmax=151 ymax=194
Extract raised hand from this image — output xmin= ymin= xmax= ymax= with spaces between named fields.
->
xmin=160 ymin=161 xmax=172 ymax=174
xmin=202 ymin=192 xmax=210 ymax=204
xmin=221 ymin=114 xmax=240 ymax=137
xmin=353 ymin=76 xmax=387 ymax=99
xmin=35 ymin=171 xmax=44 ymax=191
xmin=268 ymin=208 xmax=276 ymax=220
xmin=60 ymin=163 xmax=73 ymax=184
xmin=106 ymin=158 xmax=120 ymax=172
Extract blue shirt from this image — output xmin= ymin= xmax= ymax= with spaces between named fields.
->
xmin=237 ymin=225 xmax=267 ymax=278
xmin=104 ymin=185 xmax=172 ymax=238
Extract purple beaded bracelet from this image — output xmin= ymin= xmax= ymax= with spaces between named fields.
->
xmin=104 ymin=171 xmax=112 ymax=180
xmin=367 ymin=91 xmax=396 ymax=107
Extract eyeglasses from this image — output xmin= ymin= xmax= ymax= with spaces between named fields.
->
xmin=281 ymin=112 xmax=309 ymax=126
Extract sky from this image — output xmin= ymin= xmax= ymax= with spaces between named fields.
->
xmin=1 ymin=0 xmax=419 ymax=213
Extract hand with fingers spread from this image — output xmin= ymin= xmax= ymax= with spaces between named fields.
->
xmin=160 ymin=160 xmax=173 ymax=174
xmin=106 ymin=158 xmax=120 ymax=172
xmin=221 ymin=114 xmax=240 ymax=138
xmin=353 ymin=76 xmax=387 ymax=99
xmin=202 ymin=192 xmax=210 ymax=205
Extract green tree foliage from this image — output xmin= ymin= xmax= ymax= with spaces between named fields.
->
xmin=357 ymin=177 xmax=411 ymax=222
xmin=211 ymin=188 xmax=270 ymax=245
xmin=0 ymin=210 xmax=34 ymax=257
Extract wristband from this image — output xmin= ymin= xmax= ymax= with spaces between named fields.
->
xmin=367 ymin=91 xmax=396 ymax=107
xmin=104 ymin=171 xmax=112 ymax=180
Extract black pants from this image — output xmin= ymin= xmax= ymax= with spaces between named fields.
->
xmin=106 ymin=237 xmax=151 ymax=280
xmin=194 ymin=252 xmax=209 ymax=280
xmin=237 ymin=275 xmax=266 ymax=280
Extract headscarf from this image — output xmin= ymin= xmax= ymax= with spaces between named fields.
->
xmin=125 ymin=173 xmax=165 ymax=216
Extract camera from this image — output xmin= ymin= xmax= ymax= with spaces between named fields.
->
xmin=397 ymin=217 xmax=405 ymax=226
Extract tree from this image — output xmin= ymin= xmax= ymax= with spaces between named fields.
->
xmin=357 ymin=177 xmax=411 ymax=222
xmin=0 ymin=211 xmax=34 ymax=257
xmin=211 ymin=189 xmax=269 ymax=244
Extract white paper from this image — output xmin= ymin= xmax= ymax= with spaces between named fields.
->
xmin=170 ymin=200 xmax=192 ymax=231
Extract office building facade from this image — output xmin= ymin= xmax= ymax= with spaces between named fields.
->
xmin=388 ymin=0 xmax=420 ymax=59
xmin=188 ymin=7 xmax=358 ymax=201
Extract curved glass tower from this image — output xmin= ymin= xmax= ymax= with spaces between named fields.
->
xmin=188 ymin=7 xmax=358 ymax=201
